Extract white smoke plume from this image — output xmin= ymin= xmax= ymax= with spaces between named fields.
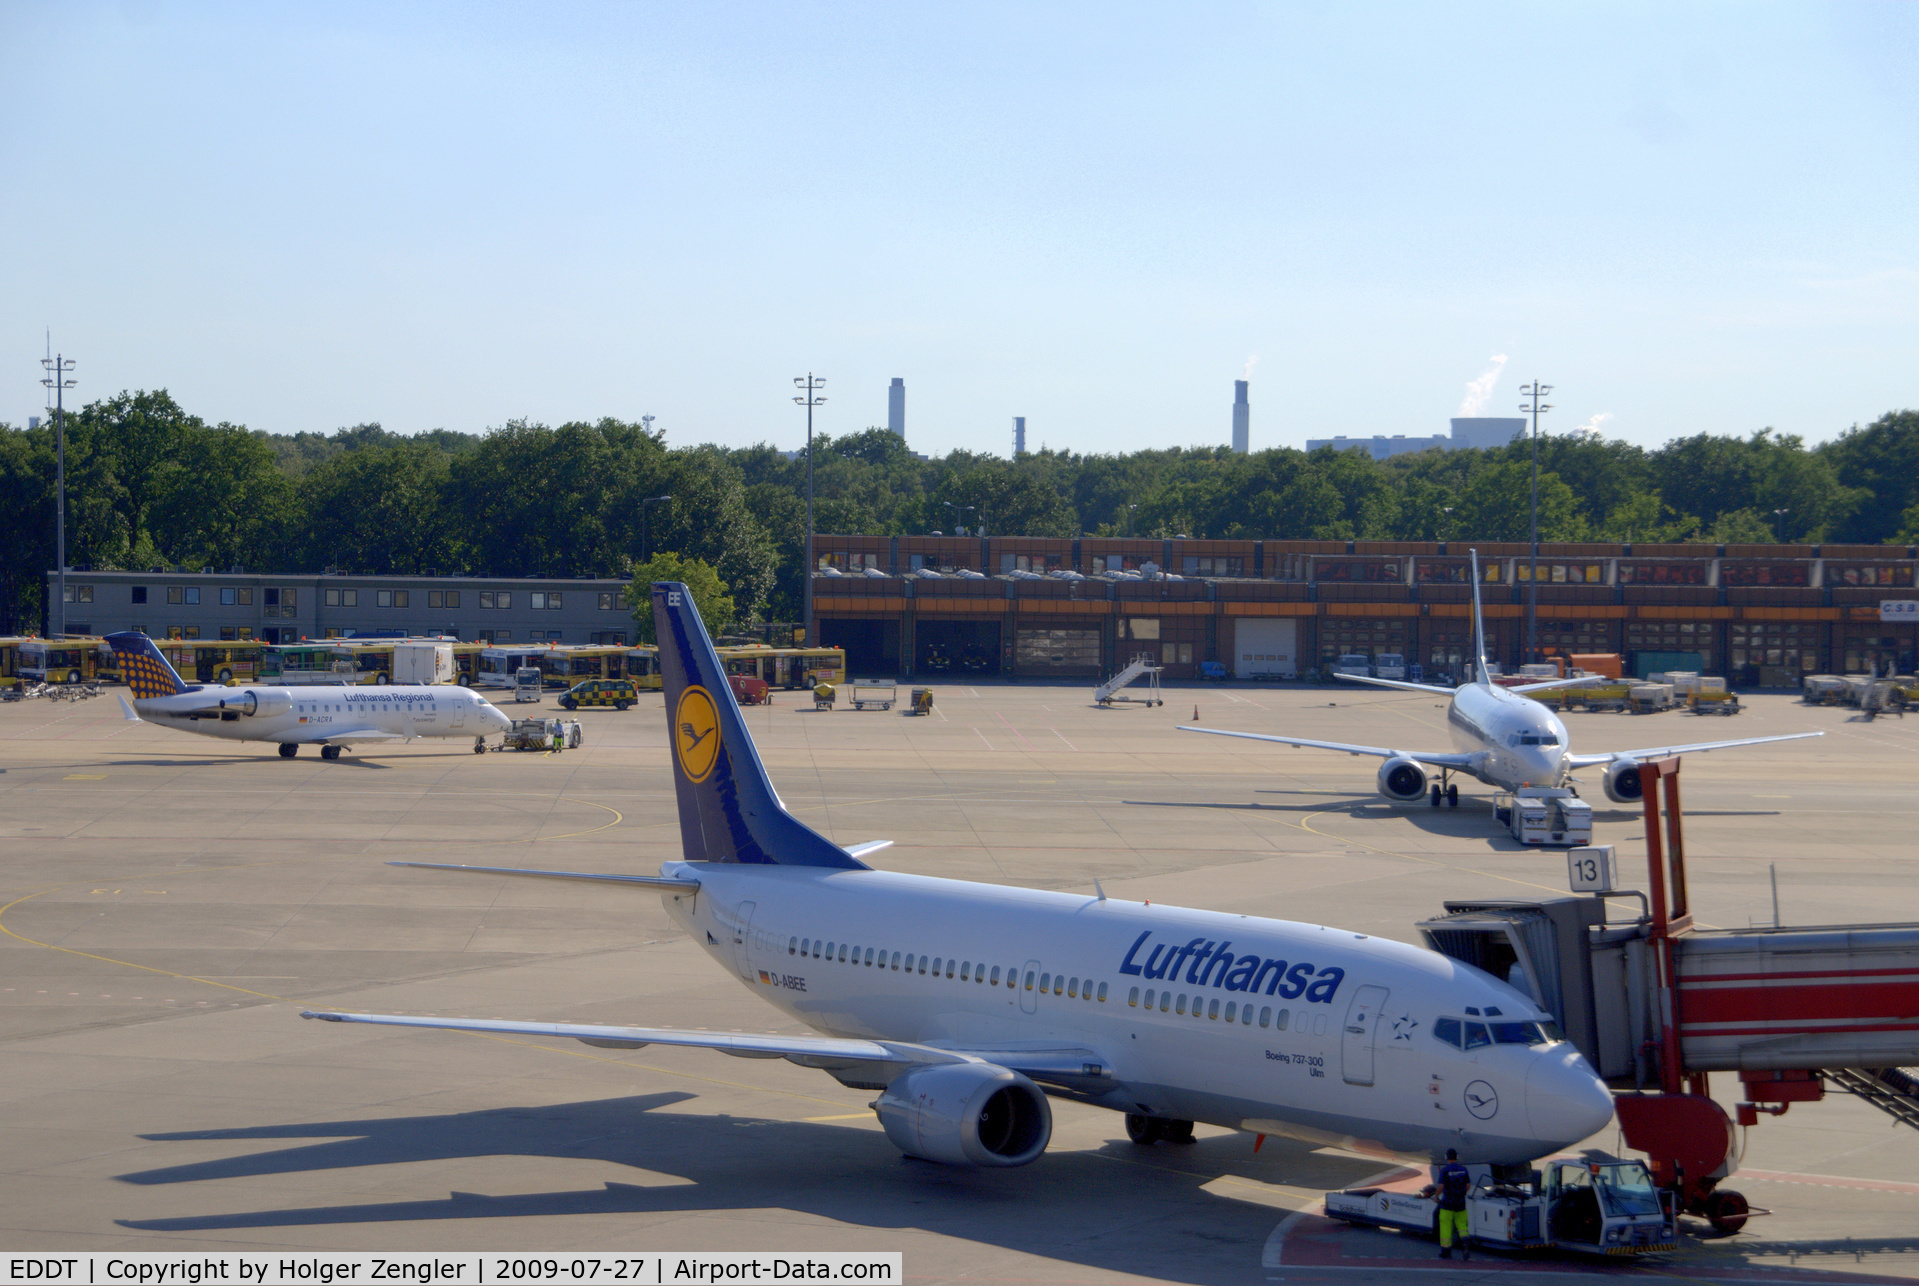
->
xmin=1456 ymin=354 xmax=1509 ymax=417
xmin=1570 ymin=412 xmax=1612 ymax=437
xmin=1243 ymin=354 xmax=1259 ymax=380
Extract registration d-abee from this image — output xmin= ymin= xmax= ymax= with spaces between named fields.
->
xmin=306 ymin=582 xmax=1614 ymax=1169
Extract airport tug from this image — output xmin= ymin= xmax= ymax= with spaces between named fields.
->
xmin=1327 ymin=1155 xmax=1676 ymax=1257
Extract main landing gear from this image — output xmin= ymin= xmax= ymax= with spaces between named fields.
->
xmin=1429 ymin=778 xmax=1460 ymax=808
xmin=1125 ymin=1114 xmax=1195 ymax=1145
xmin=320 ymin=744 xmax=342 ymax=761
xmin=278 ymin=743 xmax=298 ymax=759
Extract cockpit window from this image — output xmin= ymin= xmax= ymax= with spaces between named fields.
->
xmin=1491 ymin=1021 xmax=1548 ymax=1045
xmin=1513 ymin=733 xmax=1561 ymax=746
xmin=1434 ymin=1017 xmax=1462 ymax=1048
xmin=1464 ymin=1022 xmax=1491 ymax=1049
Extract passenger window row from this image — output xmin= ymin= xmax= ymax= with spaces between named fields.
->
xmin=1127 ymin=986 xmax=1289 ymax=1029
xmin=782 ymin=938 xmax=1111 ymax=1002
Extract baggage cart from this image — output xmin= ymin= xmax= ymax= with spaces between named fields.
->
xmin=851 ymin=680 xmax=896 ymax=711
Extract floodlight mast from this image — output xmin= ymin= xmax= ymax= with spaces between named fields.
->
xmin=41 ymin=352 xmax=76 ymax=639
xmin=1518 ymin=380 xmax=1553 ymax=665
xmin=793 ymin=374 xmax=827 ymax=646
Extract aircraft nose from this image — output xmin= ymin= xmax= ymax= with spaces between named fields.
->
xmin=483 ymin=702 xmax=513 ymax=730
xmin=1525 ymin=1045 xmax=1615 ymax=1149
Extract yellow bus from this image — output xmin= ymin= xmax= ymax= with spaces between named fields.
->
xmin=24 ymin=637 xmax=120 ymax=685
xmin=329 ymin=640 xmax=398 ymax=684
xmin=719 ymin=645 xmax=845 ymax=689
xmin=541 ymin=645 xmax=633 ymax=688
xmin=624 ymin=646 xmax=662 ymax=691
xmin=0 ymin=636 xmax=30 ymax=688
xmin=155 ymin=641 xmax=264 ymax=685
xmin=449 ymin=641 xmax=487 ymax=686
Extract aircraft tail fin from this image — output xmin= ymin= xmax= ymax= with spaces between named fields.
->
xmin=1469 ymin=549 xmax=1492 ymax=686
xmin=105 ymin=631 xmax=189 ymax=698
xmin=650 ymin=583 xmax=866 ymax=868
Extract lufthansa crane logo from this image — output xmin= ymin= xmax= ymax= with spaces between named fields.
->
xmin=675 ymin=686 xmax=721 ymax=783
xmin=1464 ymin=1079 xmax=1499 ymax=1120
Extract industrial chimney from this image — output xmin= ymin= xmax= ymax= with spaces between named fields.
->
xmin=1232 ymin=380 xmax=1249 ymax=454
xmin=1013 ymin=416 xmax=1026 ymax=456
xmin=888 ymin=378 xmax=906 ymax=442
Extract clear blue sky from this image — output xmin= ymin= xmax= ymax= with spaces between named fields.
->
xmin=5 ymin=2 xmax=1914 ymax=457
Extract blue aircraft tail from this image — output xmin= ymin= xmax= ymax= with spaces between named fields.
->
xmin=651 ymin=583 xmax=866 ymax=868
xmin=105 ymin=631 xmax=190 ymax=699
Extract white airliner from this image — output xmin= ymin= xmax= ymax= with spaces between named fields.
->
xmin=1181 ymin=552 xmax=1822 ymax=808
xmin=301 ymin=581 xmax=1616 ymax=1171
xmin=106 ymin=631 xmax=512 ymax=760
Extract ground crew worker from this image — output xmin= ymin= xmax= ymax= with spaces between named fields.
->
xmin=1434 ymin=1148 xmax=1471 ymax=1259
xmin=551 ymin=724 xmax=563 ymax=754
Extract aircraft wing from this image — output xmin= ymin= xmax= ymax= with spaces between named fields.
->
xmin=300 ymin=1010 xmax=1108 ymax=1088
xmin=390 ymin=861 xmax=703 ymax=891
xmin=1565 ymin=730 xmax=1824 ymax=768
xmin=118 ymin=696 xmax=142 ymax=722
xmin=280 ymin=726 xmax=407 ymax=745
xmin=1334 ymin=674 xmax=1458 ymax=695
xmin=1179 ymin=725 xmax=1478 ymax=769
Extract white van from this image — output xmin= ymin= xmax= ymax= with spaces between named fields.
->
xmin=1373 ymin=652 xmax=1407 ymax=681
xmin=1333 ymin=653 xmax=1373 ymax=678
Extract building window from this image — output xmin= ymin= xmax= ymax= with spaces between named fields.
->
xmin=325 ymin=588 xmax=359 ymax=608
xmin=182 ymin=626 xmax=200 ymax=640
xmin=221 ymin=588 xmax=236 ymax=606
xmin=599 ymin=591 xmax=619 ymax=610
xmin=529 ymin=591 xmax=546 ymax=610
xmin=281 ymin=588 xmax=297 ymax=609
xmin=1120 ymin=617 xmax=1160 ymax=640
xmin=62 ymin=584 xmax=94 ymax=603
xmin=220 ymin=626 xmax=237 ymax=641
xmin=493 ymin=630 xmax=510 ymax=640
xmin=1830 ymin=564 xmax=1915 ymax=588
xmin=238 ymin=626 xmax=254 ymax=640
xmin=1619 ymin=561 xmax=1707 ymax=586
xmin=376 ymin=590 xmax=409 ymax=608
xmin=167 ymin=586 xmax=183 ymax=604
xmin=132 ymin=586 xmax=147 ymax=604
xmin=185 ymin=587 xmax=200 ymax=605
xmin=427 ymin=590 xmax=460 ymax=609
xmin=166 ymin=626 xmax=182 ymax=638
xmin=547 ymin=592 xmax=562 ymax=609
xmin=480 ymin=590 xmax=510 ymax=609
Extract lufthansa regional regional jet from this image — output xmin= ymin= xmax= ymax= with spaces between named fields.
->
xmin=301 ymin=580 xmax=1618 ymax=1171
xmin=107 ymin=631 xmax=512 ymax=759
xmin=1180 ymin=552 xmax=1821 ymax=809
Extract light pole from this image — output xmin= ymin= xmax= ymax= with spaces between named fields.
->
xmin=1518 ymin=381 xmax=1553 ymax=665
xmin=1124 ymin=503 xmax=1138 ymax=537
xmin=640 ymin=495 xmax=671 ymax=565
xmin=942 ymin=502 xmax=975 ymax=536
xmin=1441 ymin=506 xmax=1455 ymax=543
xmin=41 ymin=353 xmax=76 ymax=638
xmin=793 ymin=374 xmax=826 ymax=645
xmin=1772 ymin=508 xmax=1790 ymax=541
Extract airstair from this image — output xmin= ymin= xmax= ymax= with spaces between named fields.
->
xmin=1826 ymin=1067 xmax=1919 ymax=1131
xmin=1094 ymin=652 xmax=1163 ymax=706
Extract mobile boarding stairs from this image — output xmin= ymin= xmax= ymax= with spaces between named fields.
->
xmin=1095 ymin=651 xmax=1163 ymax=707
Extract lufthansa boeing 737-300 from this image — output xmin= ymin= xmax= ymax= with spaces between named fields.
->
xmin=301 ymin=580 xmax=1618 ymax=1171
xmin=1180 ymin=551 xmax=1821 ymax=809
xmin=107 ymin=632 xmax=512 ymax=760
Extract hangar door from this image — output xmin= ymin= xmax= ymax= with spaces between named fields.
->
xmin=1235 ymin=618 xmax=1297 ymax=679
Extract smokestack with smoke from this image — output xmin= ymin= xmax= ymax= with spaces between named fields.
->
xmin=1457 ymin=354 xmax=1509 ymax=417
xmin=1243 ymin=354 xmax=1259 ymax=381
xmin=1232 ymin=378 xmax=1250 ymax=454
xmin=1569 ymin=412 xmax=1612 ymax=438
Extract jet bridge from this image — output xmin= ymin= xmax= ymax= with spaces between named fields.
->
xmin=1416 ymin=756 xmax=1919 ymax=1234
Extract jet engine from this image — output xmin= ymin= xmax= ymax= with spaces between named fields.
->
xmin=217 ymin=690 xmax=292 ymax=718
xmin=1602 ymin=758 xmax=1643 ymax=804
xmin=874 ymin=1062 xmax=1051 ymax=1167
xmin=1376 ymin=756 xmax=1429 ymax=803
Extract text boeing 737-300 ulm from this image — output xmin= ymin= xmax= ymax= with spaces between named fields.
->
xmin=1181 ymin=551 xmax=1821 ymax=810
xmin=107 ymin=631 xmax=512 ymax=760
xmin=300 ymin=582 xmax=1616 ymax=1171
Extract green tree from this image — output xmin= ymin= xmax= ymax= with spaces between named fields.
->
xmin=1821 ymin=410 xmax=1919 ymax=543
xmin=296 ymin=444 xmax=461 ymax=573
xmin=625 ymin=552 xmax=733 ymax=644
xmin=148 ymin=422 xmax=298 ymax=571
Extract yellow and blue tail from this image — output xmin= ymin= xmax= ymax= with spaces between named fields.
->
xmin=105 ymin=632 xmax=190 ymax=698
xmin=651 ymin=583 xmax=865 ymax=868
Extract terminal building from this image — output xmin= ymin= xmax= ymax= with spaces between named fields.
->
xmin=807 ymin=534 xmax=1919 ymax=685
xmin=1306 ymin=416 xmax=1527 ymax=460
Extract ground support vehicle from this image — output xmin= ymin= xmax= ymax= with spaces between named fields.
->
xmin=1858 ymin=680 xmax=1906 ymax=721
xmin=1332 ymin=653 xmax=1372 ymax=678
xmin=1627 ymin=684 xmax=1674 ymax=714
xmin=1326 ymin=1157 xmax=1676 ymax=1258
xmin=560 ymin=678 xmax=635 ymax=710
xmin=851 ymin=680 xmax=896 ymax=711
xmin=1555 ymin=683 xmax=1630 ymax=713
xmin=500 ymin=718 xmax=581 ymax=751
xmin=1686 ymin=690 xmax=1742 ymax=715
xmin=1800 ymin=674 xmax=1849 ymax=704
xmin=909 ymin=687 xmax=934 ymax=715
xmin=513 ymin=667 xmax=543 ymax=703
xmin=1492 ymin=787 xmax=1593 ymax=847
xmin=728 ymin=674 xmax=770 ymax=705
xmin=813 ymin=682 xmax=837 ymax=711
xmin=392 ymin=641 xmax=456 ymax=685
xmin=1094 ymin=652 xmax=1164 ymax=706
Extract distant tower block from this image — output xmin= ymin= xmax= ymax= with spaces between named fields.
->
xmin=1013 ymin=416 xmax=1026 ymax=456
xmin=888 ymin=378 xmax=906 ymax=441
xmin=1232 ymin=380 xmax=1250 ymax=454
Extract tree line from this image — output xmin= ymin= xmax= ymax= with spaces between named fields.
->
xmin=2 ymin=389 xmax=1915 ymax=633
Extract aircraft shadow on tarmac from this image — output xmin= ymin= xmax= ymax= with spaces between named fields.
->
xmin=110 ymin=1095 xmax=1919 ymax=1280
xmin=115 ymin=1094 xmax=1386 ymax=1284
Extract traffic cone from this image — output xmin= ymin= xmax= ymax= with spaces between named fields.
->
xmin=1193 ymin=704 xmax=1199 ymax=721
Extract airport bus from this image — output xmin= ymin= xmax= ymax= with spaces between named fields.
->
xmin=22 ymin=637 xmax=117 ymax=685
xmin=623 ymin=645 xmax=662 ymax=691
xmin=477 ymin=645 xmax=553 ymax=688
xmin=448 ymin=641 xmax=486 ymax=686
xmin=260 ymin=643 xmax=355 ymax=685
xmin=0 ymin=636 xmax=31 ymax=688
xmin=154 ymin=641 xmax=263 ymax=685
xmin=719 ymin=645 xmax=845 ymax=689
xmin=329 ymin=640 xmax=399 ymax=684
xmin=541 ymin=645 xmax=632 ymax=689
